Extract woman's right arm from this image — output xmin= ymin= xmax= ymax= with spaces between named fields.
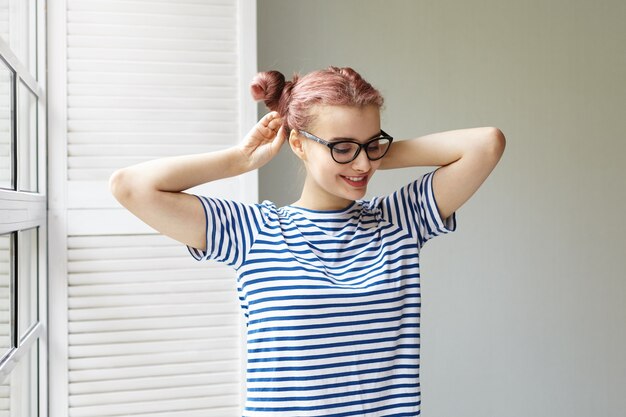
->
xmin=109 ymin=111 xmax=285 ymax=251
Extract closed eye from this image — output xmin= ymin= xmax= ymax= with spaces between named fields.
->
xmin=332 ymin=142 xmax=357 ymax=153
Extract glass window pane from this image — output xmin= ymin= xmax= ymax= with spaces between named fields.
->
xmin=17 ymin=82 xmax=36 ymax=192
xmin=0 ymin=343 xmax=38 ymax=416
xmin=18 ymin=228 xmax=37 ymax=339
xmin=0 ymin=233 xmax=12 ymax=359
xmin=0 ymin=0 xmax=37 ymax=79
xmin=0 ymin=60 xmax=12 ymax=190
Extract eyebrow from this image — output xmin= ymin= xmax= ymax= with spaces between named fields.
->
xmin=328 ymin=131 xmax=384 ymax=143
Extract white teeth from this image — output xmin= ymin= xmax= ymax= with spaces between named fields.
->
xmin=345 ymin=176 xmax=365 ymax=181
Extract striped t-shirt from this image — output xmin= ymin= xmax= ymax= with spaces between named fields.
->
xmin=188 ymin=169 xmax=457 ymax=417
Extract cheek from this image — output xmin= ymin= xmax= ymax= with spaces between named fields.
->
xmin=314 ymin=162 xmax=340 ymax=183
xmin=307 ymin=149 xmax=338 ymax=177
xmin=310 ymin=163 xmax=344 ymax=190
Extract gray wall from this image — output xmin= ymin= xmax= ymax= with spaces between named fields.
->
xmin=257 ymin=1 xmax=626 ymax=416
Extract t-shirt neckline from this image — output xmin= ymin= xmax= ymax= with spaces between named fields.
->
xmin=285 ymin=200 xmax=357 ymax=214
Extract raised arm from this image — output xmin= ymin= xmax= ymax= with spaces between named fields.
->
xmin=109 ymin=112 xmax=286 ymax=250
xmin=380 ymin=126 xmax=506 ymax=220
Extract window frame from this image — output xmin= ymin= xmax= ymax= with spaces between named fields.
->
xmin=0 ymin=0 xmax=48 ymax=415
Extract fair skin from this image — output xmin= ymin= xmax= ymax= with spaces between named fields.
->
xmin=109 ymin=105 xmax=505 ymax=251
xmin=288 ymin=105 xmax=383 ymax=210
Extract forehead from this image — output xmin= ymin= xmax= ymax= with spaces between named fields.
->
xmin=309 ymin=105 xmax=381 ymax=141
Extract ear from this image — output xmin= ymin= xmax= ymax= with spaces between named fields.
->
xmin=288 ymin=130 xmax=307 ymax=161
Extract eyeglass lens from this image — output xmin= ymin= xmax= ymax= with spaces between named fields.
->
xmin=332 ymin=138 xmax=391 ymax=163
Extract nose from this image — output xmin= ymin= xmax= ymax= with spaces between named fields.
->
xmin=351 ymin=148 xmax=371 ymax=172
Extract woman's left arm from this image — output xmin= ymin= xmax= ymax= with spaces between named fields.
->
xmin=379 ymin=127 xmax=506 ymax=220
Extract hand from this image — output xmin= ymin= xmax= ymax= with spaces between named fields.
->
xmin=238 ymin=111 xmax=287 ymax=170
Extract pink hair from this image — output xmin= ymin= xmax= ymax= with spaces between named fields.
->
xmin=250 ymin=66 xmax=384 ymax=132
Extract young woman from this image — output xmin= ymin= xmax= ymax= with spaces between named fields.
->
xmin=110 ymin=66 xmax=505 ymax=416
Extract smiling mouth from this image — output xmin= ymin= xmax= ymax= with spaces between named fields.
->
xmin=340 ymin=174 xmax=369 ymax=188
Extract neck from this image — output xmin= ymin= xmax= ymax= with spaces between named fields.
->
xmin=292 ymin=176 xmax=353 ymax=211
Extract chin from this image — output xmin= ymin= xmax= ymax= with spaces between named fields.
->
xmin=343 ymin=187 xmax=367 ymax=200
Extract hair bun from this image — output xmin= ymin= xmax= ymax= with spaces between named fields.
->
xmin=250 ymin=70 xmax=286 ymax=111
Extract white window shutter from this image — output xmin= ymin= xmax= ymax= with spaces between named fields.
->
xmin=60 ymin=1 xmax=256 ymax=416
xmin=0 ymin=237 xmax=8 ymax=414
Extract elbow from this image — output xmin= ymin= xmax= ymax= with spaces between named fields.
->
xmin=109 ymin=168 xmax=134 ymax=206
xmin=483 ymin=127 xmax=506 ymax=158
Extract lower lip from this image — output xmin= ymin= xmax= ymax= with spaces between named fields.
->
xmin=341 ymin=175 xmax=369 ymax=188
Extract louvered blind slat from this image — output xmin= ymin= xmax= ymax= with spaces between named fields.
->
xmin=69 ymin=383 xmax=240 ymax=407
xmin=69 ymin=326 xmax=239 ymax=345
xmin=69 ymin=304 xmax=235 ymax=321
xmin=68 ymin=372 xmax=240 ymax=395
xmin=67 ymin=84 xmax=236 ymax=98
xmin=69 ymin=315 xmax=238 ymax=333
xmin=70 ymin=360 xmax=236 ymax=382
xmin=68 ymin=97 xmax=237 ymax=109
xmin=69 ymin=351 xmax=238 ymax=370
xmin=67 ymin=121 xmax=237 ymax=134
xmin=68 ymin=0 xmax=234 ymax=16
xmin=65 ymin=1 xmax=246 ymax=415
xmin=67 ymin=23 xmax=231 ymax=41
xmin=67 ymin=36 xmax=236 ymax=51
xmin=68 ymin=337 xmax=239 ymax=360
xmin=68 ymin=280 xmax=236 ymax=296
xmin=67 ymin=395 xmax=241 ymax=417
xmin=68 ymin=267 xmax=234 ymax=282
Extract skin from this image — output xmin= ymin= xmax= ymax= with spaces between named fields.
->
xmin=289 ymin=104 xmax=383 ymax=210
xmin=109 ymin=105 xmax=505 ymax=251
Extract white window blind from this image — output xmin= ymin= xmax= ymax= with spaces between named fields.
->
xmin=50 ymin=1 xmax=257 ymax=416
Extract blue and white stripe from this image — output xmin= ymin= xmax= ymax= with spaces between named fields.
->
xmin=189 ymin=169 xmax=456 ymax=416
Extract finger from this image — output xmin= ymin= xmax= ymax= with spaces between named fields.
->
xmin=260 ymin=111 xmax=279 ymax=125
xmin=260 ymin=125 xmax=275 ymax=137
xmin=257 ymin=113 xmax=273 ymax=130
xmin=272 ymin=126 xmax=287 ymax=150
xmin=267 ymin=118 xmax=282 ymax=131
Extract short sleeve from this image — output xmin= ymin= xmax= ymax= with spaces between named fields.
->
xmin=186 ymin=196 xmax=266 ymax=269
xmin=376 ymin=168 xmax=457 ymax=248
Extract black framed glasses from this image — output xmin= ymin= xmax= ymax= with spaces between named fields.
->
xmin=299 ymin=130 xmax=394 ymax=164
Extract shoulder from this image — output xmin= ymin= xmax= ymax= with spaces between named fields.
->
xmin=360 ymin=171 xmax=434 ymax=221
xmin=258 ymin=200 xmax=283 ymax=223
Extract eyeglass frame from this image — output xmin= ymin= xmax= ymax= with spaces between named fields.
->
xmin=298 ymin=129 xmax=394 ymax=164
